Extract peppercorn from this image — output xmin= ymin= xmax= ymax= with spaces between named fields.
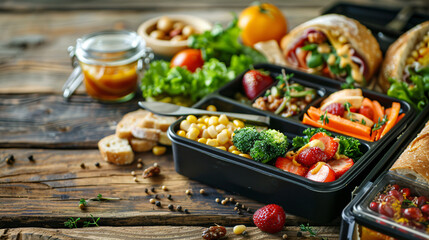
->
xmin=155 ymin=201 xmax=161 ymax=207
xmin=176 ymin=205 xmax=182 ymax=211
xmin=137 ymin=163 xmax=143 ymax=169
xmin=185 ymin=189 xmax=191 ymax=195
xmin=221 ymin=200 xmax=227 ymax=205
xmin=184 ymin=208 xmax=189 ymax=214
xmin=149 ymin=198 xmax=155 ymax=204
xmin=5 ymin=154 xmax=14 ymax=165
xmin=131 ymin=171 xmax=136 ymax=176
xmin=151 ymin=187 xmax=155 ymax=192
xmin=199 ymin=189 xmax=206 ymax=195
xmin=28 ymin=155 xmax=34 ymax=162
xmin=137 ymin=158 xmax=143 ymax=163
xmin=80 ymin=163 xmax=85 ymax=169
xmin=215 ymin=198 xmax=220 ymax=203
xmin=144 ymin=188 xmax=149 ymax=194
xmin=229 ymin=197 xmax=234 ymax=202
xmin=168 ymin=204 xmax=174 ymax=210
xmin=95 ymin=162 xmax=100 ymax=167
xmin=237 ymin=209 xmax=242 ymax=215
xmin=154 ymin=194 xmax=159 ymax=199
xmin=162 ymin=185 xmax=167 ymax=191
xmin=234 ymin=207 xmax=238 ymax=211
xmin=246 ymin=207 xmax=252 ymax=213
xmin=235 ymin=202 xmax=241 ymax=208
xmin=282 ymin=233 xmax=288 ymax=239
xmin=167 ymin=194 xmax=172 ymax=200
xmin=153 ymin=162 xmax=158 ymax=167
xmin=133 ymin=177 xmax=138 ymax=182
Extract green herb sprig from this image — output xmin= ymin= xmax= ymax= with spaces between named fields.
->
xmin=64 ymin=217 xmax=80 ymax=229
xmin=320 ymin=110 xmax=330 ymax=125
xmin=300 ymin=223 xmax=317 ymax=237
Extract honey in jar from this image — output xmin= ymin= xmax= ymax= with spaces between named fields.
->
xmin=73 ymin=30 xmax=151 ymax=102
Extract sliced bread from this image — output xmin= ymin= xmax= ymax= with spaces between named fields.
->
xmin=130 ymin=138 xmax=157 ymax=152
xmin=98 ymin=135 xmax=134 ymax=165
xmin=116 ymin=109 xmax=150 ymax=139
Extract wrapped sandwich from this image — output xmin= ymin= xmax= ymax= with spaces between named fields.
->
xmin=380 ymin=21 xmax=429 ymax=110
xmin=280 ymin=14 xmax=382 ymax=88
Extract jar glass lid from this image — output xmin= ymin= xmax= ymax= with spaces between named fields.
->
xmin=75 ymin=30 xmax=147 ymax=66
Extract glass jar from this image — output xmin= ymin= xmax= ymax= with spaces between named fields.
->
xmin=70 ymin=30 xmax=153 ymax=102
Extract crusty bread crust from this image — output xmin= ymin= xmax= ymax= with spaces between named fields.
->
xmin=130 ymin=138 xmax=157 ymax=152
xmin=116 ymin=109 xmax=150 ymax=139
xmin=390 ymin=120 xmax=429 ymax=185
xmin=280 ymin=14 xmax=382 ymax=84
xmin=379 ymin=21 xmax=429 ymax=92
xmin=98 ymin=135 xmax=134 ymax=165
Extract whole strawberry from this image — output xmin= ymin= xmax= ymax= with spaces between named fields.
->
xmin=242 ymin=70 xmax=273 ymax=99
xmin=253 ymin=204 xmax=286 ymax=233
xmin=296 ymin=146 xmax=328 ymax=167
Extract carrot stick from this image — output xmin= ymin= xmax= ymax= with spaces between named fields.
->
xmin=385 ymin=108 xmax=392 ymax=117
xmin=396 ymin=113 xmax=405 ymax=124
xmin=380 ymin=102 xmax=401 ymax=138
xmin=307 ymin=107 xmax=372 ymax=137
xmin=302 ymin=113 xmax=373 ymax=142
xmin=372 ymin=100 xmax=384 ymax=123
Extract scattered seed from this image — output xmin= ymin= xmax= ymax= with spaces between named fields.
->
xmin=155 ymin=201 xmax=161 ymax=207
xmin=28 ymin=155 xmax=34 ymax=162
xmin=133 ymin=177 xmax=138 ymax=182
xmin=153 ymin=162 xmax=158 ymax=167
xmin=80 ymin=163 xmax=85 ymax=169
xmin=5 ymin=154 xmax=14 ymax=165
xmin=144 ymin=188 xmax=149 ymax=194
xmin=154 ymin=194 xmax=159 ymax=199
xmin=235 ymin=203 xmax=241 ymax=208
xmin=215 ymin=198 xmax=220 ymax=203
xmin=168 ymin=204 xmax=174 ymax=210
xmin=149 ymin=198 xmax=155 ymax=204
xmin=185 ymin=189 xmax=191 ymax=195
xmin=246 ymin=207 xmax=252 ymax=213
xmin=199 ymin=189 xmax=205 ymax=195
xmin=162 ymin=185 xmax=167 ymax=191
xmin=297 ymin=232 xmax=302 ymax=237
xmin=242 ymin=231 xmax=248 ymax=236
xmin=176 ymin=205 xmax=182 ymax=211
xmin=167 ymin=194 xmax=172 ymax=200
xmin=79 ymin=203 xmax=85 ymax=210
xmin=234 ymin=207 xmax=238 ymax=211
xmin=224 ymin=198 xmax=229 ymax=202
xmin=233 ymin=225 xmax=246 ymax=235
xmin=137 ymin=158 xmax=143 ymax=163
xmin=151 ymin=187 xmax=155 ymax=192
xmin=95 ymin=162 xmax=100 ymax=167
xmin=282 ymin=233 xmax=288 ymax=239
xmin=229 ymin=197 xmax=234 ymax=202
xmin=241 ymin=204 xmax=246 ymax=209
xmin=237 ymin=209 xmax=242 ymax=215
xmin=221 ymin=200 xmax=227 ymax=205
xmin=184 ymin=208 xmax=189 ymax=214
xmin=137 ymin=163 xmax=143 ymax=169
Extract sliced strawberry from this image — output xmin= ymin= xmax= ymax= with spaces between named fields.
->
xmin=310 ymin=132 xmax=339 ymax=159
xmin=328 ymin=157 xmax=354 ymax=178
xmin=305 ymin=162 xmax=336 ymax=182
xmin=275 ymin=157 xmax=308 ymax=177
xmin=242 ymin=70 xmax=274 ymax=100
xmin=296 ymin=147 xmax=328 ymax=167
xmin=359 ymin=105 xmax=374 ymax=120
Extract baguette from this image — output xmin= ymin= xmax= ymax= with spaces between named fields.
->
xmin=116 ymin=109 xmax=150 ymax=139
xmin=129 ymin=138 xmax=157 ymax=152
xmin=379 ymin=21 xmax=429 ymax=92
xmin=390 ymin=120 xmax=429 ymax=185
xmin=98 ymin=135 xmax=134 ymax=165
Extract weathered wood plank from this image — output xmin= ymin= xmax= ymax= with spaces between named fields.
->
xmin=0 ymin=226 xmax=341 ymax=240
xmin=0 ymin=148 xmax=339 ymax=228
xmin=0 ymin=94 xmax=141 ymax=148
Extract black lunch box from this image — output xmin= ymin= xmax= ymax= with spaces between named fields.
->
xmin=340 ymin=106 xmax=429 ymax=240
xmin=167 ymin=64 xmax=415 ymax=222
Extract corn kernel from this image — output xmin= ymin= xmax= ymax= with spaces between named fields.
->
xmin=338 ymin=36 xmax=347 ymax=44
xmin=186 ymin=115 xmax=197 ymax=123
xmin=197 ymin=123 xmax=207 ymax=130
xmin=215 ymin=124 xmax=226 ymax=132
xmin=153 ymin=146 xmax=167 ymax=156
xmin=228 ymin=145 xmax=237 ymax=152
xmin=197 ymin=138 xmax=207 ymax=144
xmin=186 ymin=127 xmax=200 ymax=140
xmin=239 ymin=153 xmax=252 ymax=159
xmin=177 ymin=130 xmax=186 ymax=137
xmin=204 ymin=117 xmax=210 ymax=124
xmin=208 ymin=116 xmax=219 ymax=126
xmin=217 ymin=131 xmax=229 ymax=145
xmin=233 ymin=119 xmax=244 ymax=128
xmin=233 ymin=225 xmax=247 ymax=235
xmin=339 ymin=57 xmax=348 ymax=68
xmin=216 ymin=146 xmax=227 ymax=151
xmin=218 ymin=114 xmax=229 ymax=125
xmin=327 ymin=54 xmax=336 ymax=65
xmin=412 ymin=50 xmax=418 ymax=58
xmin=180 ymin=120 xmax=191 ymax=131
xmin=207 ymin=125 xmax=218 ymax=138
xmin=206 ymin=105 xmax=217 ymax=111
xmin=206 ymin=139 xmax=218 ymax=147
xmin=201 ymin=129 xmax=210 ymax=138
xmin=419 ymin=48 xmax=427 ymax=56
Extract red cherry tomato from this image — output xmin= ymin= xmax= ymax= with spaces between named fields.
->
xmin=170 ymin=49 xmax=204 ymax=72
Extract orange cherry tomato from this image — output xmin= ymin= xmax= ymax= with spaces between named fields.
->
xmin=170 ymin=49 xmax=204 ymax=72
xmin=238 ymin=3 xmax=287 ymax=47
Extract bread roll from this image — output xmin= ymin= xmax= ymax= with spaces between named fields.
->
xmin=98 ymin=135 xmax=134 ymax=165
xmin=379 ymin=21 xmax=429 ymax=92
xmin=116 ymin=109 xmax=150 ymax=139
xmin=390 ymin=120 xmax=429 ymax=184
xmin=280 ymin=14 xmax=382 ymax=87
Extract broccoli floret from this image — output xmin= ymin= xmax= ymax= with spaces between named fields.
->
xmin=249 ymin=129 xmax=288 ymax=163
xmin=232 ymin=127 xmax=262 ymax=153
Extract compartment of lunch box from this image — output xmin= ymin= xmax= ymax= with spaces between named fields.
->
xmin=340 ymin=106 xmax=429 ymax=240
xmin=169 ymin=95 xmax=386 ymax=222
xmin=216 ymin=64 xmax=339 ymax=120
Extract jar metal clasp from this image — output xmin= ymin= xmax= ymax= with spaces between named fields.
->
xmin=63 ymin=45 xmax=84 ymax=100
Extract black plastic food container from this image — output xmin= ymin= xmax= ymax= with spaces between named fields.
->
xmin=168 ymin=64 xmax=415 ymax=222
xmin=341 ymin=107 xmax=429 ymax=239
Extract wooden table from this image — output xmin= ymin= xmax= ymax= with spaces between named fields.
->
xmin=0 ymin=0 xmax=423 ymax=239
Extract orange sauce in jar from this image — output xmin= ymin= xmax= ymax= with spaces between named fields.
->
xmin=81 ymin=62 xmax=138 ymax=102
